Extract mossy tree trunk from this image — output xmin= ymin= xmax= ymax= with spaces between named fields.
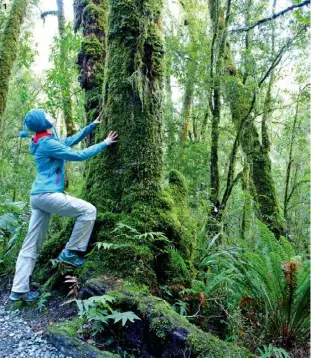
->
xmin=81 ymin=0 xmax=195 ymax=287
xmin=0 ymin=0 xmax=30 ymax=120
xmin=208 ymin=0 xmax=285 ymax=239
xmin=41 ymin=0 xmax=76 ymax=137
xmin=179 ymin=60 xmax=196 ymax=151
xmin=206 ymin=0 xmax=234 ymax=236
xmin=74 ymin=0 xmax=107 ymax=147
xmin=223 ymin=52 xmax=285 ymax=238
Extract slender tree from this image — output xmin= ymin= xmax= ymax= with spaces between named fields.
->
xmin=206 ymin=0 xmax=306 ymax=238
xmin=41 ymin=0 xmax=76 ymax=136
xmin=0 ymin=0 xmax=30 ymax=122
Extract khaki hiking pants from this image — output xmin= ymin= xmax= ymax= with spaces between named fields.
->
xmin=12 ymin=192 xmax=97 ymax=293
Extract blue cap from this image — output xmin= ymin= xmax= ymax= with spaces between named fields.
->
xmin=19 ymin=109 xmax=53 ymax=138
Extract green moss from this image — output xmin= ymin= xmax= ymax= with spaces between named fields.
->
xmin=0 ymin=0 xmax=30 ymax=117
xmin=48 ymin=318 xmax=118 ymax=357
xmin=77 ymin=241 xmax=157 ymax=285
xmin=83 ymin=3 xmax=107 ymax=31
xmin=80 ymin=35 xmax=104 ymax=58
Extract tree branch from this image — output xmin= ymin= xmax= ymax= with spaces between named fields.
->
xmin=232 ymin=0 xmax=310 ymax=33
xmin=41 ymin=10 xmax=58 ymax=22
xmin=258 ymin=25 xmax=307 ymax=88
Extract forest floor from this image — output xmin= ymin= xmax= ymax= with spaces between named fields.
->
xmin=0 ymin=287 xmax=77 ymax=358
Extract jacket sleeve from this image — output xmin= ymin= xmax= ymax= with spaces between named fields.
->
xmin=41 ymin=138 xmax=108 ymax=162
xmin=62 ymin=122 xmax=97 ymax=147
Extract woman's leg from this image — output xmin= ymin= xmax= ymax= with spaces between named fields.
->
xmin=31 ymin=192 xmax=96 ymax=253
xmin=11 ymin=205 xmax=51 ymax=293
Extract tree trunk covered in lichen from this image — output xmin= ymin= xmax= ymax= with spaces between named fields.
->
xmin=74 ymin=0 xmax=107 ymax=147
xmin=0 ymin=0 xmax=30 ymax=120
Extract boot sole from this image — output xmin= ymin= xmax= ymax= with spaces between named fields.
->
xmin=9 ymin=295 xmax=38 ymax=302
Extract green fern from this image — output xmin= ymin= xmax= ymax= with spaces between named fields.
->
xmin=195 ymin=220 xmax=310 ymax=347
xmin=257 ymin=344 xmax=291 ymax=358
xmin=231 ymin=222 xmax=310 ymax=345
xmin=69 ymin=295 xmax=141 ymax=336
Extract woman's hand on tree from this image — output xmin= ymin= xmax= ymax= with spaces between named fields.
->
xmin=104 ymin=131 xmax=118 ymax=146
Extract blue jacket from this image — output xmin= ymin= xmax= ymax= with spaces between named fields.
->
xmin=29 ymin=122 xmax=108 ymax=195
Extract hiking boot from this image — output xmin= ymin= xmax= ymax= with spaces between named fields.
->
xmin=58 ymin=249 xmax=86 ymax=267
xmin=9 ymin=291 xmax=39 ymax=302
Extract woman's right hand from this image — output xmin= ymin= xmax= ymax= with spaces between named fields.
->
xmin=104 ymin=131 xmax=118 ymax=145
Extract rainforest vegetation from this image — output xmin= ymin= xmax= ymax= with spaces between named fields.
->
xmin=0 ymin=0 xmax=309 ymax=357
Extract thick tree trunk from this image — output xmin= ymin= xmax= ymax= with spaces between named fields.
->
xmin=82 ymin=0 xmax=196 ymax=286
xmin=74 ymin=0 xmax=107 ymax=147
xmin=86 ymin=0 xmax=165 ymax=212
xmin=0 ymin=0 xmax=30 ymax=121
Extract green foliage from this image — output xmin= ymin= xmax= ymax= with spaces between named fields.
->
xmin=71 ymin=295 xmax=140 ymax=335
xmin=43 ymin=22 xmax=83 ymax=124
xmin=172 ymin=299 xmax=188 ymax=316
xmin=0 ymin=198 xmax=28 ymax=269
xmin=190 ymin=221 xmax=310 ymax=350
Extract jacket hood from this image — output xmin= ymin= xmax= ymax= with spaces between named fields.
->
xmin=30 ymin=132 xmax=58 ymax=155
xmin=25 ymin=109 xmax=53 ymax=133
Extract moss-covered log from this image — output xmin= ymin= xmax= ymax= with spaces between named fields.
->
xmin=74 ymin=0 xmax=107 ymax=146
xmin=0 ymin=0 xmax=30 ymax=119
xmin=48 ymin=279 xmax=253 ymax=357
xmin=47 ymin=318 xmax=118 ymax=357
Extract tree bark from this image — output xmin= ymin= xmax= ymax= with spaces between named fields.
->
xmin=74 ymin=0 xmax=107 ymax=147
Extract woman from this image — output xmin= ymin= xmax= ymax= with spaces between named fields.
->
xmin=10 ymin=108 xmax=118 ymax=302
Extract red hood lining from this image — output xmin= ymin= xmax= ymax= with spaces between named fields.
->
xmin=32 ymin=131 xmax=52 ymax=144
